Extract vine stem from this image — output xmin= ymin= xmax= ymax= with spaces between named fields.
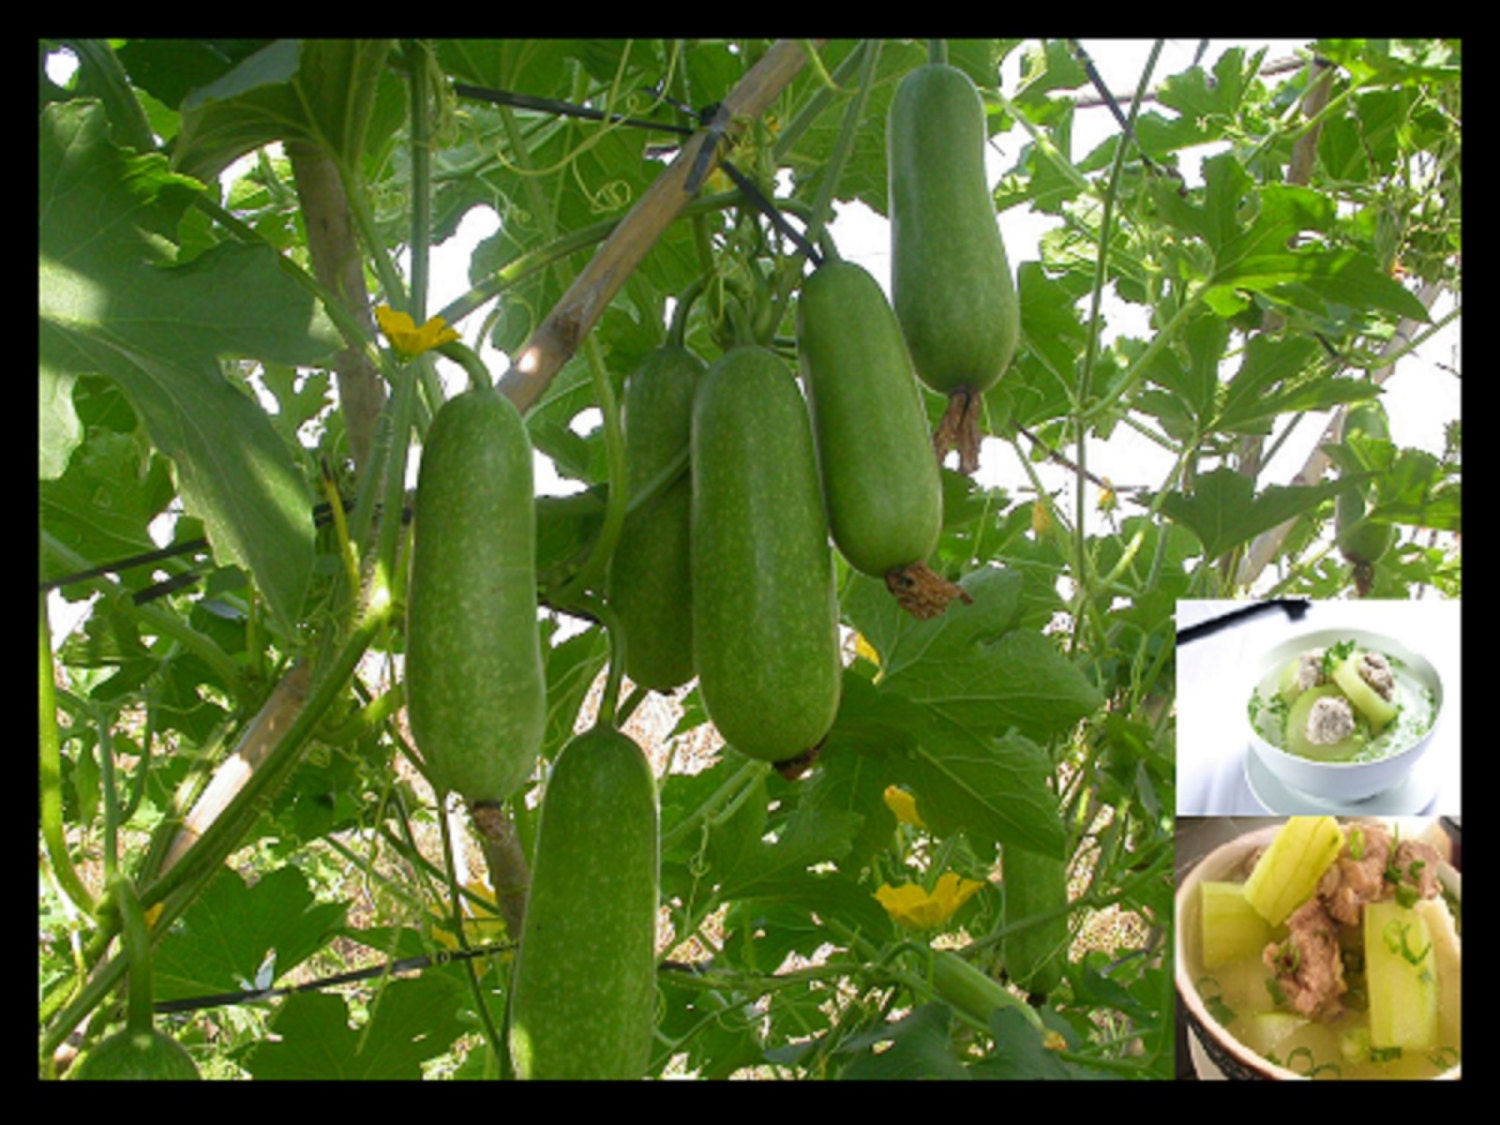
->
xmin=40 ymin=590 xmax=395 ymax=1062
xmin=494 ymin=39 xmax=816 ymax=415
xmin=1069 ymin=41 xmax=1162 ymax=653
xmin=39 ymin=595 xmax=96 ymax=917
xmin=1235 ymin=277 xmax=1448 ymax=588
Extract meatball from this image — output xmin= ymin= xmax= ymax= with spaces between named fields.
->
xmin=1305 ymin=695 xmax=1356 ymax=745
xmin=1290 ymin=649 xmax=1327 ymax=695
xmin=1357 ymin=651 xmax=1396 ymax=701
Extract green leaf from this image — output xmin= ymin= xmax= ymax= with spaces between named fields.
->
xmin=115 ymin=39 xmax=276 ymax=113
xmin=1215 ymin=333 xmax=1376 ymax=435
xmin=172 ymin=39 xmax=399 ymax=182
xmin=714 ymin=793 xmax=863 ymax=903
xmin=153 ymin=866 xmax=347 ymax=1001
xmin=1366 ymin=447 xmax=1461 ymax=532
xmin=244 ymin=975 xmax=468 ymax=1080
xmin=844 ymin=565 xmax=1024 ymax=686
xmin=1154 ymin=153 xmax=1431 ymax=326
xmin=836 ymin=1003 xmax=970 ymax=1080
xmin=1140 ymin=307 xmax=1231 ymax=433
xmin=1133 ymin=48 xmax=1261 ymax=157
xmin=908 ymin=724 xmax=1065 ymax=859
xmin=38 ymin=429 xmax=175 ymax=589
xmin=969 ymin=1008 xmax=1093 ymax=1079
xmin=40 ymin=100 xmax=339 ymax=631
xmin=843 ymin=568 xmax=1098 ymax=857
xmin=871 ymin=606 xmax=1103 ymax=747
xmin=1157 ymin=467 xmax=1347 ymax=559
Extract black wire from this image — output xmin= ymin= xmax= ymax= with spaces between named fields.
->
xmin=152 ymin=944 xmax=509 ymax=1015
xmin=152 ymin=944 xmax=711 ymax=1016
xmin=715 ymin=159 xmax=823 ymax=267
xmin=452 ymin=82 xmax=695 ymax=137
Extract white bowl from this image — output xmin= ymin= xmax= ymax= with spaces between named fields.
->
xmin=1245 ymin=628 xmax=1444 ymax=803
xmin=1175 ymin=822 xmax=1461 ymax=1081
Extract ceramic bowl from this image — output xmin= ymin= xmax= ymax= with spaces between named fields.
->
xmin=1175 ymin=822 xmax=1461 ymax=1080
xmin=1245 ymin=628 xmax=1444 ymax=803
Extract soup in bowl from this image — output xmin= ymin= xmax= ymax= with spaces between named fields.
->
xmin=1176 ymin=817 xmax=1460 ymax=1080
xmin=1246 ymin=630 xmax=1443 ymax=802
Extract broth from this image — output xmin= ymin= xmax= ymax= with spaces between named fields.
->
xmin=1188 ymin=828 xmax=1461 ymax=1080
xmin=1248 ymin=644 xmax=1437 ymax=764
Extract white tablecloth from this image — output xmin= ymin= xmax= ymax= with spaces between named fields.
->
xmin=1175 ymin=598 xmax=1461 ymax=817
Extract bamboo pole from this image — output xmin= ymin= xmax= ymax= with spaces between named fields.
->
xmin=495 ymin=39 xmax=815 ymax=413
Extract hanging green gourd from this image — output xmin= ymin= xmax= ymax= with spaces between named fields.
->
xmin=606 ymin=343 xmax=705 ymax=692
xmin=405 ymin=382 xmax=547 ymax=827
xmin=690 ymin=346 xmax=843 ymax=770
xmin=888 ymin=57 xmax=1020 ymax=474
xmin=1334 ymin=397 xmax=1397 ymax=597
xmin=797 ymin=256 xmax=968 ymax=618
xmin=507 ymin=724 xmax=660 ymax=1080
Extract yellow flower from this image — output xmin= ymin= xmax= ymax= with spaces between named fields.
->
xmin=1097 ymin=477 xmax=1118 ymax=512
xmin=1030 ymin=498 xmax=1053 ymax=535
xmin=882 ymin=785 xmax=924 ymax=828
xmin=429 ymin=879 xmax=508 ymax=951
xmin=375 ymin=305 xmax=460 ymax=360
xmin=875 ymin=872 xmax=986 ymax=930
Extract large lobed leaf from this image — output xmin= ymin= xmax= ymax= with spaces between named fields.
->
xmin=838 ymin=566 xmax=1104 ymax=858
xmin=39 ymin=101 xmax=339 ymax=631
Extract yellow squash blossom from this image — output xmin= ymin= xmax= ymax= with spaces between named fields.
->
xmin=882 ymin=785 xmax=924 ymax=828
xmin=429 ymin=879 xmax=509 ymax=952
xmin=875 ymin=871 xmax=986 ymax=930
xmin=375 ymin=305 xmax=460 ymax=360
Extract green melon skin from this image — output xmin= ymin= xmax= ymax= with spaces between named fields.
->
xmin=797 ymin=259 xmax=944 ymax=578
xmin=888 ymin=63 xmax=1019 ymax=398
xmin=405 ymin=385 xmax=546 ymax=806
xmin=689 ymin=346 xmax=843 ymax=764
xmin=606 ymin=345 xmax=704 ymax=693
xmin=72 ymin=1028 xmax=201 ymax=1081
xmin=1001 ymin=845 xmax=1070 ymax=998
xmin=507 ymin=727 xmax=660 ymax=1080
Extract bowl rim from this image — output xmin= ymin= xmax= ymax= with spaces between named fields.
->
xmin=1174 ymin=820 xmax=1461 ymax=1081
xmin=1245 ymin=627 xmax=1445 ymax=775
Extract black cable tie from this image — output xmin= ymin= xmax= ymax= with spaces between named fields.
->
xmin=716 ymin=159 xmax=823 ymax=267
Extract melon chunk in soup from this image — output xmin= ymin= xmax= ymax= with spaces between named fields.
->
xmin=1365 ymin=899 xmax=1438 ymax=1051
xmin=1242 ymin=816 xmax=1345 ymax=926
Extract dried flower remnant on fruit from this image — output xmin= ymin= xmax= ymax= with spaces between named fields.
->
xmin=931 ymin=389 xmax=986 ymax=474
xmin=884 ymin=562 xmax=972 ymax=620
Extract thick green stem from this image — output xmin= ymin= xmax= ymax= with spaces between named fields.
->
xmin=405 ymin=41 xmax=435 ymax=322
xmin=110 ymin=876 xmax=156 ymax=1036
xmin=39 ymin=596 xmax=96 ymax=916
